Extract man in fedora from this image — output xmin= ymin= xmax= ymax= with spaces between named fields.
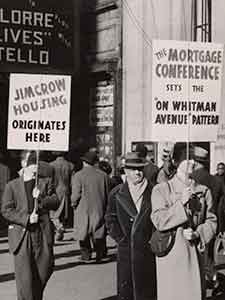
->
xmin=71 ymin=150 xmax=109 ymax=262
xmin=191 ymin=146 xmax=223 ymax=210
xmin=191 ymin=146 xmax=223 ymax=295
xmin=105 ymin=152 xmax=156 ymax=300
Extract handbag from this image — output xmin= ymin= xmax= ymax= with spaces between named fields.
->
xmin=149 ymin=228 xmax=176 ymax=257
xmin=214 ymin=232 xmax=225 ymax=265
xmin=149 ymin=181 xmax=176 ymax=257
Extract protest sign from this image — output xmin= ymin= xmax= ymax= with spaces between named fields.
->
xmin=151 ymin=40 xmax=224 ymax=142
xmin=210 ymin=103 xmax=225 ymax=173
xmin=7 ymin=73 xmax=71 ymax=151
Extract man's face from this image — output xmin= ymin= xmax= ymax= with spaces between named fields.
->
xmin=21 ymin=152 xmax=30 ymax=168
xmin=24 ymin=164 xmax=37 ymax=180
xmin=217 ymin=164 xmax=225 ymax=176
xmin=124 ymin=166 xmax=144 ymax=185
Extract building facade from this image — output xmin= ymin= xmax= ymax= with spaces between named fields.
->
xmin=0 ymin=0 xmax=122 ymax=171
xmin=122 ymin=0 xmax=225 ymax=171
xmin=71 ymin=0 xmax=122 ymax=168
xmin=1 ymin=0 xmax=225 ymax=172
xmin=0 ymin=0 xmax=79 ymax=157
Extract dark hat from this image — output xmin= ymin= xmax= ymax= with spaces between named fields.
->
xmin=193 ymin=146 xmax=209 ymax=163
xmin=172 ymin=142 xmax=194 ymax=165
xmin=136 ymin=144 xmax=148 ymax=158
xmin=81 ymin=151 xmax=98 ymax=165
xmin=124 ymin=152 xmax=148 ymax=168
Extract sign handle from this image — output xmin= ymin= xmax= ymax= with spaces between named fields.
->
xmin=33 ymin=150 xmax=40 ymax=213
xmin=185 ymin=45 xmax=191 ymax=186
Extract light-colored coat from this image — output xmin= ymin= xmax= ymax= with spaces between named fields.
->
xmin=71 ymin=165 xmax=109 ymax=240
xmin=151 ymin=175 xmax=217 ymax=300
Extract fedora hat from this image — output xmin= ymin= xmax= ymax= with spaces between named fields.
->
xmin=193 ymin=146 xmax=209 ymax=163
xmin=81 ymin=151 xmax=98 ymax=165
xmin=124 ymin=152 xmax=148 ymax=168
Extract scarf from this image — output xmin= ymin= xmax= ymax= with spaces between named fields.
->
xmin=127 ymin=177 xmax=148 ymax=212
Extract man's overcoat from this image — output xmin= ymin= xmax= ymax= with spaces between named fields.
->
xmin=71 ymin=165 xmax=109 ymax=240
xmin=1 ymin=162 xmax=59 ymax=300
xmin=105 ymin=182 xmax=156 ymax=300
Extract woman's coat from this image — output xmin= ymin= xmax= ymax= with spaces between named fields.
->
xmin=151 ymin=176 xmax=217 ymax=300
xmin=105 ymin=182 xmax=156 ymax=300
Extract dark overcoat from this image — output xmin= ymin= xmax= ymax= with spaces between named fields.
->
xmin=105 ymin=182 xmax=156 ymax=300
xmin=50 ymin=157 xmax=74 ymax=220
xmin=1 ymin=162 xmax=59 ymax=300
xmin=71 ymin=165 xmax=109 ymax=240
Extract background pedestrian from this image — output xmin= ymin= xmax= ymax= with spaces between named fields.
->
xmin=71 ymin=151 xmax=109 ymax=263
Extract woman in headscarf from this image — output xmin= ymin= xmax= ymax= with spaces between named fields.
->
xmin=151 ymin=143 xmax=217 ymax=300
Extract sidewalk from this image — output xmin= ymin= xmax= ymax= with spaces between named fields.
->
xmin=1 ymin=228 xmax=224 ymax=300
xmin=0 ymin=229 xmax=117 ymax=300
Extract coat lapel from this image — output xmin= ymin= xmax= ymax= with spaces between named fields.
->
xmin=132 ymin=186 xmax=152 ymax=232
xmin=116 ymin=182 xmax=138 ymax=218
xmin=16 ymin=177 xmax=28 ymax=211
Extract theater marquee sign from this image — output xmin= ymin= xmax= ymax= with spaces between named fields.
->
xmin=0 ymin=0 xmax=73 ymax=73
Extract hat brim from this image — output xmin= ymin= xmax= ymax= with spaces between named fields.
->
xmin=124 ymin=162 xmax=148 ymax=168
xmin=194 ymin=156 xmax=209 ymax=163
xmin=81 ymin=157 xmax=93 ymax=165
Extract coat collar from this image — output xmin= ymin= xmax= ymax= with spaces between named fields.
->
xmin=116 ymin=182 xmax=138 ymax=217
xmin=116 ymin=181 xmax=152 ymax=218
xmin=15 ymin=177 xmax=28 ymax=210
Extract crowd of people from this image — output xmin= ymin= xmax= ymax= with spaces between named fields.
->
xmin=0 ymin=143 xmax=225 ymax=300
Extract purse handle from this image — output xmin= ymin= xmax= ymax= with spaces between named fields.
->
xmin=215 ymin=233 xmax=224 ymax=252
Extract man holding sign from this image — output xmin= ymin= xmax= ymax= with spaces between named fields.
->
xmin=1 ymin=150 xmax=59 ymax=300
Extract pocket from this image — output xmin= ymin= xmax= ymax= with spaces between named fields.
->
xmin=8 ymin=225 xmax=26 ymax=254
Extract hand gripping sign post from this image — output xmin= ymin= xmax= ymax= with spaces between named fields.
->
xmin=7 ymin=73 xmax=71 ymax=212
xmin=151 ymin=40 xmax=224 ymax=173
